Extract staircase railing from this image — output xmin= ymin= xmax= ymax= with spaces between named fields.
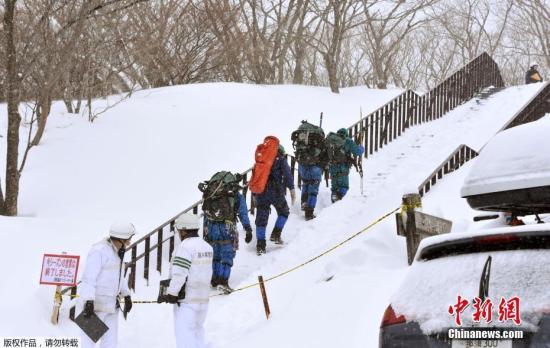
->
xmin=503 ymin=82 xmax=550 ymax=130
xmin=347 ymin=52 xmax=504 ymax=155
xmin=417 ymin=144 xmax=479 ymax=197
xmin=61 ymin=52 xmax=505 ymax=300
xmin=416 ymin=81 xmax=550 ymax=198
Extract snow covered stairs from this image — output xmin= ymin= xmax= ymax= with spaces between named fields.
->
xmin=123 ymin=53 xmax=506 ymax=292
xmin=475 ymin=86 xmax=505 ymax=101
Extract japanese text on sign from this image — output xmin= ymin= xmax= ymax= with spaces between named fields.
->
xmin=40 ymin=254 xmax=80 ymax=287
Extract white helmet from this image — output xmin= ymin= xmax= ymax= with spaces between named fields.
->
xmin=109 ymin=222 xmax=136 ymax=239
xmin=175 ymin=212 xmax=199 ymax=230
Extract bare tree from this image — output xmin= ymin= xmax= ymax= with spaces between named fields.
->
xmin=360 ymin=0 xmax=437 ymax=89
xmin=500 ymin=0 xmax=549 ymax=84
xmin=1 ymin=0 xmax=148 ymax=216
xmin=310 ymin=0 xmax=364 ymax=93
xmin=2 ymin=0 xmax=19 ymax=215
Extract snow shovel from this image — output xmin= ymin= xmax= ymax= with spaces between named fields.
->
xmin=74 ymin=311 xmax=108 ymax=343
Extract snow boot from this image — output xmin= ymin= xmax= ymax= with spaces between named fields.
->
xmin=211 ymin=276 xmax=220 ymax=288
xmin=305 ymin=207 xmax=316 ymax=221
xmin=256 ymin=239 xmax=266 ymax=255
xmin=270 ymin=227 xmax=284 ymax=244
xmin=217 ymin=278 xmax=233 ymax=294
xmin=331 ymin=191 xmax=342 ymax=203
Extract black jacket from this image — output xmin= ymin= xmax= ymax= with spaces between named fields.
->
xmin=525 ymin=67 xmax=543 ymax=84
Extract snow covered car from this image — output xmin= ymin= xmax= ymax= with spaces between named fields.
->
xmin=461 ymin=118 xmax=550 ymax=214
xmin=379 ymin=223 xmax=550 ymax=347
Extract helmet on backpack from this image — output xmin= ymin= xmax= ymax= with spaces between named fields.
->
xmin=175 ymin=211 xmax=199 ymax=230
xmin=337 ymin=128 xmax=348 ymax=138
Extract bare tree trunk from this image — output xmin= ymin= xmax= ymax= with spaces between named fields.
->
xmin=324 ymin=53 xmax=340 ymax=93
xmin=63 ymin=99 xmax=74 ymax=113
xmin=293 ymin=43 xmax=305 ymax=84
xmin=3 ymin=0 xmax=21 ymax=216
xmin=0 ymin=177 xmax=5 ymax=215
xmin=31 ymin=93 xmax=52 ymax=146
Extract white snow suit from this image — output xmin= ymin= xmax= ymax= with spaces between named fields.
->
xmin=167 ymin=236 xmax=213 ymax=348
xmin=79 ymin=238 xmax=131 ymax=348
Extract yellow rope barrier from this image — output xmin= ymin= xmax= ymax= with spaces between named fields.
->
xmin=63 ymin=207 xmax=399 ymax=301
xmin=210 ymin=206 xmax=400 ymax=297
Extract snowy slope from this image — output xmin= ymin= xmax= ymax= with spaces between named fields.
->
xmin=0 ymin=83 xmax=402 ymax=231
xmin=0 ymin=82 xmax=546 ymax=347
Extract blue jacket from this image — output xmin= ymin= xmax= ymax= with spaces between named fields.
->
xmin=264 ymin=155 xmax=294 ymax=196
xmin=236 ymin=192 xmax=251 ymax=228
xmin=330 ymin=137 xmax=364 ymax=174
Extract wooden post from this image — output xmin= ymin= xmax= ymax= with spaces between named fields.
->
xmin=69 ymin=286 xmax=77 ymax=321
xmin=130 ymin=246 xmax=137 ymax=290
xmin=401 ymin=194 xmax=422 ymax=265
xmin=258 ymin=275 xmax=271 ymax=319
xmin=144 ymin=236 xmax=150 ymax=286
xmin=157 ymin=228 xmax=163 ymax=273
xmin=51 ymin=251 xmax=66 ymax=325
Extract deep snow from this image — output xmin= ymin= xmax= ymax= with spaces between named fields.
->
xmin=0 ymin=82 xmax=546 ymax=347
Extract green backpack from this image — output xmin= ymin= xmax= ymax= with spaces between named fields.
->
xmin=199 ymin=171 xmax=242 ymax=222
xmin=291 ymin=121 xmax=326 ymax=165
xmin=325 ymin=132 xmax=349 ymax=164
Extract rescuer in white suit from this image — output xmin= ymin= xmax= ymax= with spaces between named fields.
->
xmin=158 ymin=212 xmax=213 ymax=348
xmin=79 ymin=222 xmax=136 ymax=348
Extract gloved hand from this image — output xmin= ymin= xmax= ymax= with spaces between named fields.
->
xmin=83 ymin=300 xmax=94 ymax=317
xmin=123 ymin=295 xmax=132 ymax=317
xmin=358 ymin=145 xmax=365 ymax=155
xmin=290 ymin=189 xmax=296 ymax=205
xmin=244 ymin=225 xmax=253 ymax=244
xmin=158 ymin=294 xmax=180 ymax=305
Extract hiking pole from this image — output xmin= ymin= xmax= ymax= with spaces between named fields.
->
xmin=319 ymin=112 xmax=323 ymax=128
xmin=358 ymin=108 xmax=364 ymax=196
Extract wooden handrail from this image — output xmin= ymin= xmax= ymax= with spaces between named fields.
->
xmin=418 ymin=144 xmax=479 ymax=197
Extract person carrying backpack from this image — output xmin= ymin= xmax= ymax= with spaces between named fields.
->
xmin=251 ymin=144 xmax=296 ymax=255
xmin=525 ymin=64 xmax=543 ymax=84
xmin=291 ymin=121 xmax=328 ymax=220
xmin=326 ymin=128 xmax=365 ymax=203
xmin=199 ymin=171 xmax=252 ymax=293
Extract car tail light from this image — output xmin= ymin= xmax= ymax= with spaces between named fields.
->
xmin=475 ymin=234 xmax=519 ymax=244
xmin=380 ymin=305 xmax=406 ymax=328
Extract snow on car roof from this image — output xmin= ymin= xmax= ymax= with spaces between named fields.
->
xmin=415 ymin=222 xmax=550 ymax=261
xmin=461 ymin=115 xmax=550 ymax=197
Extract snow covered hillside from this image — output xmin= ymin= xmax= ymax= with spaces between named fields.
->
xmin=0 ymin=82 xmax=546 ymax=347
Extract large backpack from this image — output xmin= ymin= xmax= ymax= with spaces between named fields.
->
xmin=291 ymin=121 xmax=325 ymax=165
xmin=325 ymin=132 xmax=349 ymax=164
xmin=249 ymin=136 xmax=280 ymax=194
xmin=198 ymin=171 xmax=241 ymax=222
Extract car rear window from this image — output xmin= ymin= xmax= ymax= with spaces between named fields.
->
xmin=391 ymin=231 xmax=550 ymax=335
